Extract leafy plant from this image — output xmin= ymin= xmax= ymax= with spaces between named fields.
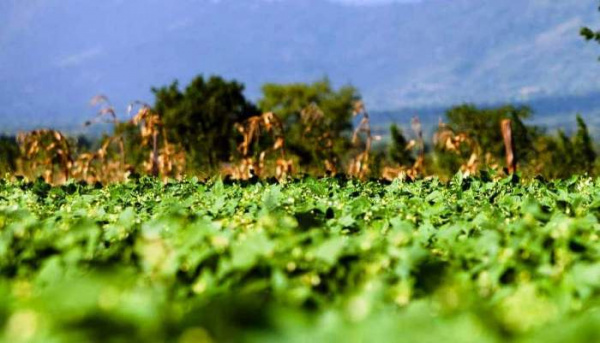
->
xmin=1 ymin=176 xmax=600 ymax=341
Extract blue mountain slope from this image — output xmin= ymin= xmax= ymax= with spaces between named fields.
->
xmin=0 ymin=0 xmax=599 ymax=132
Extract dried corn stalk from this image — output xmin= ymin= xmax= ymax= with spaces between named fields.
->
xmin=379 ymin=118 xmax=425 ymax=181
xmin=381 ymin=166 xmax=418 ymax=182
xmin=228 ymin=112 xmax=291 ymax=181
xmin=348 ymin=101 xmax=381 ymax=180
xmin=433 ymin=120 xmax=482 ymax=176
xmin=71 ymin=96 xmax=129 ymax=183
xmin=131 ymin=105 xmax=185 ymax=180
xmin=87 ymin=95 xmax=119 ymax=127
xmin=17 ymin=129 xmax=73 ymax=183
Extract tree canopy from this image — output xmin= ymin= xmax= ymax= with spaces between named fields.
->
xmin=258 ymin=79 xmax=360 ymax=170
xmin=152 ymin=76 xmax=258 ymax=168
xmin=0 ymin=136 xmax=19 ymax=174
xmin=259 ymin=79 xmax=359 ymax=135
xmin=581 ymin=2 xmax=600 ymax=58
xmin=445 ymin=104 xmax=536 ymax=162
xmin=388 ymin=124 xmax=415 ymax=167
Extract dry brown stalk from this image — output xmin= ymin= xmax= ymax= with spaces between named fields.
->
xmin=433 ymin=119 xmax=482 ymax=176
xmin=381 ymin=144 xmax=422 ymax=182
xmin=87 ymin=95 xmax=119 ymax=126
xmin=381 ymin=166 xmax=419 ymax=182
xmin=348 ymin=101 xmax=381 ymax=180
xmin=501 ymin=119 xmax=517 ymax=174
xmin=17 ymin=129 xmax=73 ymax=183
xmin=16 ymin=96 xmax=185 ymax=184
xmin=72 ymin=96 xmax=130 ymax=183
xmin=301 ymin=103 xmax=325 ymax=136
xmin=130 ymin=105 xmax=185 ymax=180
xmin=380 ymin=118 xmax=426 ymax=181
xmin=228 ymin=112 xmax=290 ymax=180
xmin=221 ymin=158 xmax=256 ymax=180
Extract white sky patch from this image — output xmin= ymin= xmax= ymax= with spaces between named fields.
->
xmin=168 ymin=19 xmax=194 ymax=32
xmin=57 ymin=47 xmax=104 ymax=68
xmin=536 ymin=17 xmax=582 ymax=46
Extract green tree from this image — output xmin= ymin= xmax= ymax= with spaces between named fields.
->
xmin=388 ymin=124 xmax=414 ymax=166
xmin=444 ymin=104 xmax=536 ymax=165
xmin=581 ymin=26 xmax=600 ymax=44
xmin=152 ymin=76 xmax=259 ymax=169
xmin=529 ymin=116 xmax=597 ymax=178
xmin=259 ymin=79 xmax=357 ymax=133
xmin=572 ymin=115 xmax=597 ymax=173
xmin=582 ymin=2 xmax=600 ymax=58
xmin=557 ymin=130 xmax=574 ymax=175
xmin=114 ymin=122 xmax=146 ymax=169
xmin=0 ymin=136 xmax=19 ymax=175
xmin=258 ymin=78 xmax=359 ymax=170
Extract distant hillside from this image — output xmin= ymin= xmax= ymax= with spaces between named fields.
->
xmin=1 ymin=0 xmax=600 ymax=132
xmin=371 ymin=91 xmax=600 ymax=139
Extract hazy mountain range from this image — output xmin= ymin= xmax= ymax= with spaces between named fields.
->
xmin=1 ymin=0 xmax=600 ymax=134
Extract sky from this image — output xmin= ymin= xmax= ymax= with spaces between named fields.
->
xmin=1 ymin=0 xmax=599 ymax=132
xmin=333 ymin=0 xmax=423 ymax=4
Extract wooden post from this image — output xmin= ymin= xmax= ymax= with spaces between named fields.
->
xmin=501 ymin=119 xmax=517 ymax=174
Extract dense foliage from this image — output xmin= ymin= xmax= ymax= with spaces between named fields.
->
xmin=582 ymin=1 xmax=600 ymax=58
xmin=258 ymin=79 xmax=359 ymax=170
xmin=152 ymin=76 xmax=259 ymax=168
xmin=2 ymin=175 xmax=600 ymax=342
xmin=388 ymin=123 xmax=415 ymax=167
xmin=0 ymin=136 xmax=19 ymax=175
xmin=444 ymin=104 xmax=534 ymax=163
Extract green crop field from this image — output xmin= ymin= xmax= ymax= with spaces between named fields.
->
xmin=2 ymin=175 xmax=600 ymax=342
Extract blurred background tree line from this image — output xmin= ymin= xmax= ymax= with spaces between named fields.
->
xmin=0 ymin=73 xmax=597 ymax=181
xmin=3 ymin=4 xmax=600 ymax=182
xmin=0 ymin=2 xmax=600 ymax=181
